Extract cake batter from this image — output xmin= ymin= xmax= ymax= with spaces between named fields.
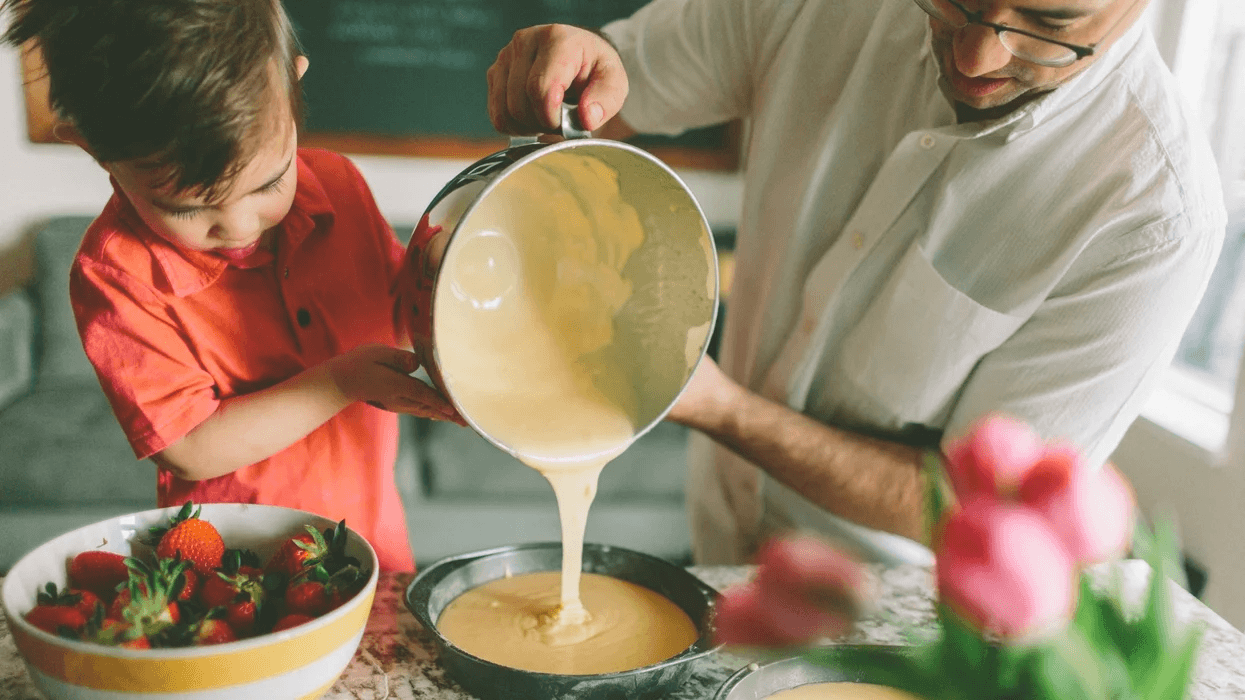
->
xmin=437 ymin=571 xmax=699 ymax=674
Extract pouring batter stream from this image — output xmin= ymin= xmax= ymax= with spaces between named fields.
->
xmin=432 ymin=150 xmax=700 ymax=671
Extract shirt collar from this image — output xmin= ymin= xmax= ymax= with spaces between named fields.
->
xmin=921 ymin=15 xmax=1147 ymax=141
xmin=112 ymin=151 xmax=337 ymax=297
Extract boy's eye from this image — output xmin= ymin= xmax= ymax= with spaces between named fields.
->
xmin=257 ymin=174 xmax=286 ymax=194
xmin=165 ymin=207 xmax=203 ymax=220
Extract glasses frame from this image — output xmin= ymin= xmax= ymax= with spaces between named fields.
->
xmin=917 ymin=0 xmax=1140 ymax=67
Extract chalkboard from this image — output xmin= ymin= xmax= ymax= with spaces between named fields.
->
xmin=287 ymin=0 xmax=738 ymax=169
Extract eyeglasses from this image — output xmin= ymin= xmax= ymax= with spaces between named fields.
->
xmin=913 ymin=0 xmax=1138 ymax=68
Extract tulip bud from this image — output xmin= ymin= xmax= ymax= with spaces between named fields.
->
xmin=1020 ymin=453 xmax=1136 ymax=566
xmin=936 ymin=498 xmax=1078 ymax=640
xmin=945 ymin=414 xmax=1044 ymax=500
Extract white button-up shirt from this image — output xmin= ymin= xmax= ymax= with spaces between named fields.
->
xmin=605 ymin=0 xmax=1226 ymax=564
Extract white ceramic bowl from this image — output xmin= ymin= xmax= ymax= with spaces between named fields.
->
xmin=1 ymin=503 xmax=379 ymax=700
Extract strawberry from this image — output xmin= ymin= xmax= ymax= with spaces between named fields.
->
xmin=265 ymin=531 xmax=322 ymax=580
xmin=266 ymin=520 xmax=357 ymax=582
xmin=89 ymin=618 xmax=147 ymax=648
xmin=193 ymin=618 xmax=237 ymax=646
xmin=178 ymin=568 xmax=200 ymax=603
xmin=69 ymin=551 xmax=130 ymax=602
xmin=285 ymin=581 xmax=329 ymax=617
xmin=272 ymin=613 xmax=315 ymax=632
xmin=35 ymin=583 xmax=103 ymax=621
xmin=25 ymin=604 xmax=88 ymax=636
xmin=110 ymin=558 xmax=182 ymax=638
xmin=151 ymin=556 xmax=199 ymax=602
xmin=226 ymin=600 xmax=257 ymax=637
xmin=201 ymin=550 xmax=267 ymax=609
xmin=152 ymin=502 xmax=224 ymax=576
xmin=120 ymin=635 xmax=151 ymax=649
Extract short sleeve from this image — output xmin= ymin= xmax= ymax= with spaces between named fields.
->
xmin=941 ymin=218 xmax=1224 ymax=468
xmin=603 ymin=0 xmax=799 ymax=135
xmin=70 ymin=258 xmax=220 ymax=459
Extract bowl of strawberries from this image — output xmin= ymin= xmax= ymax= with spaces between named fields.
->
xmin=0 ymin=502 xmax=378 ymax=700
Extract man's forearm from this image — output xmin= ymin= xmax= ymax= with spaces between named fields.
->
xmin=670 ymin=367 xmax=928 ymax=542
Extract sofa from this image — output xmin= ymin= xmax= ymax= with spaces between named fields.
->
xmin=1 ymin=217 xmax=719 ymax=571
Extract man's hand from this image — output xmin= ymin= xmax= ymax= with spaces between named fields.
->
xmin=326 ymin=344 xmax=464 ymax=425
xmin=667 ymin=356 xmax=740 ymax=430
xmin=486 ymin=24 xmax=629 ymax=135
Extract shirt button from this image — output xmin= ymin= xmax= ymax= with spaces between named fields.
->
xmin=283 ymin=267 xmax=290 ymax=279
xmin=851 ymin=231 xmax=865 ymax=250
xmin=801 ymin=317 xmax=814 ymax=334
xmin=919 ymin=134 xmax=936 ymax=149
xmin=296 ymin=308 xmax=311 ymax=328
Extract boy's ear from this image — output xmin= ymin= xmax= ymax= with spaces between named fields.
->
xmin=51 ymin=121 xmax=94 ymax=154
xmin=296 ymin=55 xmax=309 ymax=80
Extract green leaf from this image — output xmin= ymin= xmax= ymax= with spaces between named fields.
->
xmin=1031 ymin=628 xmax=1108 ymax=700
xmin=923 ymin=450 xmax=952 ymax=545
xmin=1146 ymin=627 xmax=1203 ymax=700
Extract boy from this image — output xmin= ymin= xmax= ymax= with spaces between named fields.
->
xmin=3 ymin=0 xmax=462 ymax=571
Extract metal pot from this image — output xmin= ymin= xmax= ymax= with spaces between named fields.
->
xmin=405 ymin=541 xmax=721 ymax=700
xmin=397 ymin=105 xmax=719 ymax=459
xmin=714 ymin=647 xmax=925 ymax=699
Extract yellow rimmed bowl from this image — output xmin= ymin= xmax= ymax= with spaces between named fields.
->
xmin=1 ymin=503 xmax=379 ymax=700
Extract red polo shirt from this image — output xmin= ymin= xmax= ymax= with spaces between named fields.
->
xmin=70 ymin=148 xmax=416 ymax=572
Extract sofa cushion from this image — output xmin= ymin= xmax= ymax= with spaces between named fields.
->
xmin=33 ymin=216 xmax=97 ymax=385
xmin=0 ymin=382 xmax=154 ymax=505
xmin=0 ymin=290 xmax=34 ymax=411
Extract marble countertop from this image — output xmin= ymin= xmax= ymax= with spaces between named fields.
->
xmin=2 ymin=562 xmax=1243 ymax=699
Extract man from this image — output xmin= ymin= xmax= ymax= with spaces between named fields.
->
xmin=486 ymin=0 xmax=1226 ymax=565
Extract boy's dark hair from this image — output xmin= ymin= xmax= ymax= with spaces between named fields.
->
xmin=2 ymin=0 xmax=304 ymax=200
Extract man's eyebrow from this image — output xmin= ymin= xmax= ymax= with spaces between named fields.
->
xmin=1015 ymin=5 xmax=1097 ymax=20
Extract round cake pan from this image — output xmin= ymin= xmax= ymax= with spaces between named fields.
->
xmin=714 ymin=646 xmax=919 ymax=699
xmin=406 ymin=542 xmax=720 ymax=700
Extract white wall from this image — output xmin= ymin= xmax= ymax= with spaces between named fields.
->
xmin=0 ymin=42 xmax=743 ymax=281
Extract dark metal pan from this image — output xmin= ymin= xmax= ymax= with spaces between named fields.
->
xmin=406 ymin=541 xmax=720 ymax=700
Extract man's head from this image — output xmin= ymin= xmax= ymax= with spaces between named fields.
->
xmin=2 ymin=0 xmax=307 ymax=253
xmin=919 ymin=0 xmax=1149 ymax=120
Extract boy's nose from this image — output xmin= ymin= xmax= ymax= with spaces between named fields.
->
xmin=953 ymin=24 xmax=1014 ymax=77
xmin=213 ymin=207 xmax=262 ymax=243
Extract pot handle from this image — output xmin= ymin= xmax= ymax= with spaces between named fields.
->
xmin=508 ymin=102 xmax=592 ymax=147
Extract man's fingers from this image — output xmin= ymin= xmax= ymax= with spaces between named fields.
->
xmin=505 ymin=30 xmax=542 ymax=134
xmin=577 ymin=59 xmax=628 ymax=132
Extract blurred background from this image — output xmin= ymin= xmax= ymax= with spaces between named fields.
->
xmin=0 ymin=0 xmax=1242 ymax=630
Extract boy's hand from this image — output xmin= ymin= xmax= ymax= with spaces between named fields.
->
xmin=487 ymin=24 xmax=628 ymax=135
xmin=327 ymin=344 xmax=465 ymax=425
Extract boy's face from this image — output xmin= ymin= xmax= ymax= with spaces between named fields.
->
xmin=106 ymin=116 xmax=299 ymax=259
xmin=102 ymin=57 xmax=309 ymax=259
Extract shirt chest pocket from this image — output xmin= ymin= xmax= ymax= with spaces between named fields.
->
xmin=831 ymin=245 xmax=1026 ymax=426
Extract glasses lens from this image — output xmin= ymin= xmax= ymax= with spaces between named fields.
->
xmin=998 ymin=31 xmax=1078 ymax=67
xmin=914 ymin=0 xmax=967 ymax=27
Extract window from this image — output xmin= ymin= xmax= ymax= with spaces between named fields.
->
xmin=1168 ymin=0 xmax=1245 ymax=399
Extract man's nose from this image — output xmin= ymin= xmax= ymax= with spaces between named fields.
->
xmin=952 ymin=24 xmax=1014 ymax=77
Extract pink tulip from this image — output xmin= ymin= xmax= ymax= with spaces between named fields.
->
xmin=713 ymin=536 xmax=868 ymax=647
xmin=944 ymin=415 xmax=1044 ymax=500
xmin=936 ymin=498 xmax=1078 ymax=641
xmin=1019 ymin=449 xmax=1136 ymax=565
